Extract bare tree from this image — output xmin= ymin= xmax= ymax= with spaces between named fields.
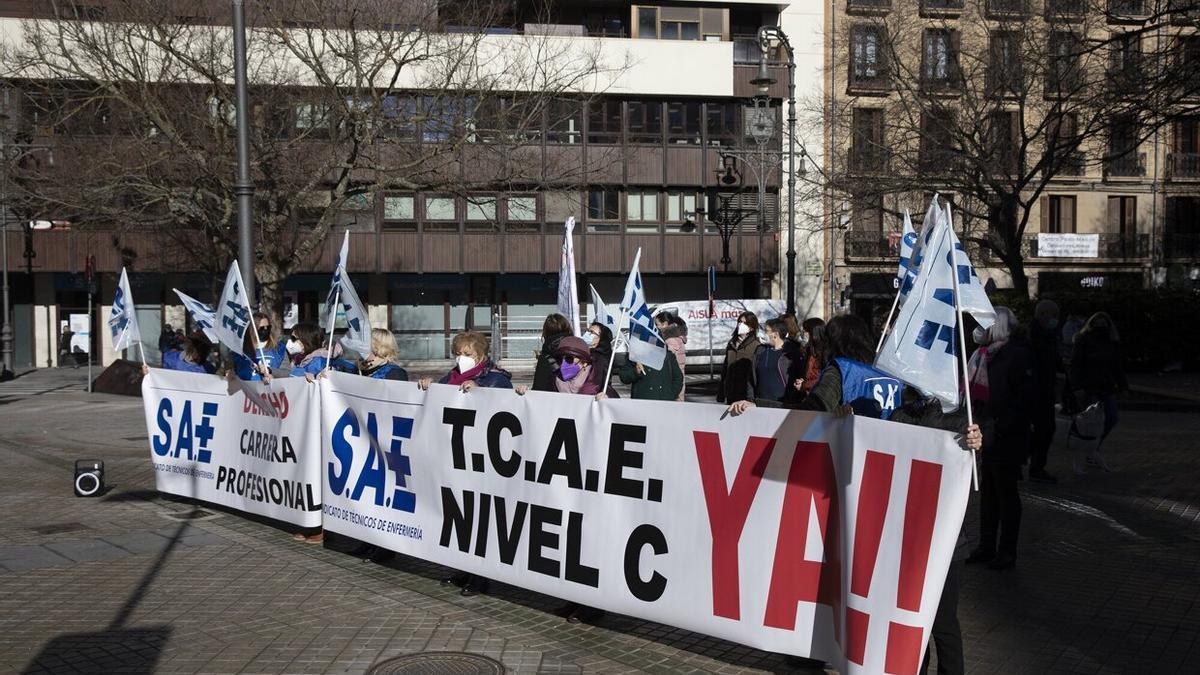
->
xmin=1 ymin=0 xmax=626 ymax=321
xmin=824 ymin=0 xmax=1200 ymax=295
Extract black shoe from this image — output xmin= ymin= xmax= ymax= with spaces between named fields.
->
xmin=460 ymin=577 xmax=489 ymax=596
xmin=441 ymin=571 xmax=470 ymax=587
xmin=965 ymin=548 xmax=996 ymax=565
xmin=988 ymin=552 xmax=1016 ymax=570
xmin=1028 ymin=469 xmax=1058 ymax=484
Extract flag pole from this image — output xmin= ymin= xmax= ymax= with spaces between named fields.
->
xmin=875 ymin=286 xmax=902 ymax=354
xmin=323 ymin=285 xmax=342 ymax=374
xmin=603 ymin=307 xmax=630 ymax=391
xmin=137 ymin=339 xmax=147 ymax=367
xmin=946 ymin=221 xmax=979 ymax=491
xmin=235 ymin=261 xmax=270 ymax=379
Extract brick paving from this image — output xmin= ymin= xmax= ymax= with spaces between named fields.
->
xmin=0 ymin=368 xmax=1198 ymax=673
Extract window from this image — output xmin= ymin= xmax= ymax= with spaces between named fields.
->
xmin=383 ymin=195 xmax=416 ymax=231
xmin=990 ymin=110 xmax=1018 ymax=174
xmin=381 ymin=95 xmax=416 ymax=139
xmin=988 ymin=31 xmax=1022 ymax=97
xmin=587 ymin=99 xmax=621 ymax=143
xmin=922 ymin=29 xmax=960 ymax=91
xmin=1109 ymin=33 xmax=1142 ymax=94
xmin=705 ymin=101 xmax=738 ymax=146
xmin=631 ymin=5 xmax=722 ymax=40
xmin=506 ymin=195 xmax=539 ymax=232
xmin=465 ymin=197 xmax=497 ymax=231
xmin=661 ymin=20 xmax=700 ymax=40
xmin=1048 ymin=112 xmax=1084 ymax=174
xmin=587 ymin=188 xmax=620 ymax=231
xmin=851 ymin=108 xmax=886 ymax=173
xmin=627 ymin=101 xmax=663 ymax=144
xmin=849 ymin=25 xmax=888 ymax=90
xmin=666 ymin=101 xmax=702 ymax=145
xmin=920 ymin=108 xmax=955 ymax=174
xmin=1047 ymin=32 xmax=1083 ymax=95
xmin=852 ymin=194 xmax=884 ymax=232
xmin=637 ymin=7 xmax=658 ymax=38
xmin=666 ymin=191 xmax=699 ymax=233
xmin=1107 ymin=114 xmax=1142 ymax=176
xmin=626 ymin=190 xmax=659 ymax=232
xmin=1043 ymin=195 xmax=1076 ymax=233
xmin=547 ymin=99 xmax=581 ymax=144
xmin=1045 ymin=0 xmax=1085 ymax=19
xmin=420 ymin=97 xmax=463 ymax=143
xmin=294 ymin=103 xmax=332 ymax=138
xmin=424 ymin=196 xmax=458 ymax=231
xmin=1107 ymin=196 xmax=1136 ymax=235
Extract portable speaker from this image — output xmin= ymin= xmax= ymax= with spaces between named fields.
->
xmin=74 ymin=459 xmax=105 ymax=497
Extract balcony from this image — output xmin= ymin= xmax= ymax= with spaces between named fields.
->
xmin=1026 ymin=233 xmax=1150 ymax=259
xmin=1164 ymin=233 xmax=1200 ymax=259
xmin=1108 ymin=0 xmax=1150 ymax=21
xmin=1168 ymin=152 xmax=1200 ymax=179
xmin=847 ymin=0 xmax=891 ymax=16
xmin=1045 ymin=0 xmax=1086 ymax=20
xmin=1104 ymin=152 xmax=1146 ymax=178
xmin=921 ymin=0 xmax=965 ymax=17
xmin=986 ymin=0 xmax=1030 ymax=18
xmin=844 ymin=231 xmax=898 ymax=259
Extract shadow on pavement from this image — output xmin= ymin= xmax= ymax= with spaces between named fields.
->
xmin=20 ymin=627 xmax=172 ymax=675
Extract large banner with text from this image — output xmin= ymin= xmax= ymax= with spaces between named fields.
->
xmin=142 ymin=370 xmax=322 ymax=527
xmin=318 ymin=372 xmax=972 ymax=673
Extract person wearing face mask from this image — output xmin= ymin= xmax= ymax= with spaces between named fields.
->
xmin=531 ymin=313 xmax=573 ymax=392
xmin=355 ymin=328 xmax=409 ymax=380
xmin=654 ymin=312 xmax=688 ymax=401
xmin=285 ymin=323 xmax=333 ymax=378
xmin=417 ymin=331 xmax=511 ymax=597
xmin=1028 ymin=300 xmax=1063 ymax=483
xmin=141 ymin=332 xmax=216 ymax=377
xmin=717 ymin=311 xmax=761 ymax=404
xmin=231 ymin=312 xmax=288 ymax=382
xmin=1069 ymin=311 xmax=1127 ymax=473
xmin=750 ymin=318 xmax=805 ymax=408
xmin=582 ymin=322 xmax=616 ymax=393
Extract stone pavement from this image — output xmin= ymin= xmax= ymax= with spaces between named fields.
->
xmin=0 ymin=375 xmax=1198 ymax=673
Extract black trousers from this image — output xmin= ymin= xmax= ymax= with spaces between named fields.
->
xmin=979 ymin=462 xmax=1022 ymax=556
xmin=1029 ymin=395 xmax=1056 ymax=472
xmin=921 ymin=562 xmax=964 ymax=675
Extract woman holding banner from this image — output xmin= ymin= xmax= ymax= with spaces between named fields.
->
xmin=286 ymin=323 xmax=334 ymax=378
xmin=161 ymin=332 xmax=216 ymax=374
xmin=532 ymin=313 xmax=573 ymax=392
xmin=231 ymin=312 xmax=287 ymax=381
xmin=355 ymin=328 xmax=409 ymax=381
xmin=717 ymin=311 xmax=761 ymax=403
xmin=419 ymin=331 xmax=511 ymax=596
xmin=583 ymin=321 xmax=616 ymax=394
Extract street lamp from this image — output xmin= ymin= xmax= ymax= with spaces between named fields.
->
xmin=752 ymin=26 xmax=799 ymax=316
xmin=232 ymin=0 xmax=256 ymax=302
xmin=701 ymin=157 xmax=756 ymax=272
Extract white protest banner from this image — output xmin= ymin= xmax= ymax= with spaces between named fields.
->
xmin=557 ymin=217 xmax=581 ymax=336
xmin=1037 ymin=233 xmax=1100 ymax=258
xmin=142 ymin=369 xmax=322 ymax=527
xmin=319 ymin=373 xmax=972 ymax=673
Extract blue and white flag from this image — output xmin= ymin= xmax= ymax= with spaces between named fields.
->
xmin=108 ymin=267 xmax=141 ymax=353
xmin=589 ymin=284 xmax=617 ymax=335
xmin=898 ymin=195 xmax=944 ymax=301
xmin=214 ymin=260 xmax=254 ymax=356
xmin=325 ymin=230 xmax=371 ymax=355
xmin=944 ymin=203 xmax=996 ymax=329
xmin=172 ymin=289 xmax=218 ymax=343
xmin=557 ymin=217 xmax=581 ymax=336
xmin=619 ymin=248 xmax=667 ymax=370
xmin=895 ymin=210 xmax=917 ymax=289
xmin=875 ymin=218 xmax=961 ymax=411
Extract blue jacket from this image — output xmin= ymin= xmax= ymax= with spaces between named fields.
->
xmin=163 ymin=350 xmax=215 ymax=375
xmin=231 ymin=343 xmax=288 ymax=381
xmin=437 ymin=360 xmax=513 ymax=389
xmin=362 ymin=362 xmax=409 ymax=380
xmin=288 ymin=354 xmax=329 ymax=377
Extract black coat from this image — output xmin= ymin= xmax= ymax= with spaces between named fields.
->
xmin=975 ymin=338 xmax=1036 ymax=466
xmin=1029 ymin=321 xmax=1061 ymax=400
xmin=1069 ymin=332 xmax=1128 ymax=397
xmin=532 ymin=331 xmax=571 ymax=392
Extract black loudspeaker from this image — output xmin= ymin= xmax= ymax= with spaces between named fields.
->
xmin=74 ymin=459 xmax=105 ymax=497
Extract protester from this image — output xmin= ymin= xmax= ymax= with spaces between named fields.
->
xmin=798 ymin=317 xmax=825 ymax=396
xmin=717 ymin=311 xmax=761 ymax=404
xmin=286 ymin=323 xmax=333 ymax=378
xmin=731 ymin=315 xmax=903 ymax=419
xmin=965 ymin=307 xmax=1034 ymax=571
xmin=356 ymin=328 xmax=409 ymax=380
xmin=618 ymin=347 xmax=683 ymax=401
xmin=780 ymin=313 xmax=802 ymax=344
xmin=157 ymin=324 xmax=176 ymax=353
xmin=418 ymin=331 xmax=511 ymax=596
xmin=655 ymin=312 xmax=688 ymax=401
xmin=162 ymin=332 xmax=216 ymax=374
xmin=230 ymin=312 xmax=287 ymax=382
xmin=750 ymin=318 xmax=805 ymax=408
xmin=583 ymin=321 xmax=616 ymax=393
xmin=1069 ymin=311 xmax=1128 ymax=473
xmin=1028 ymin=300 xmax=1062 ymax=483
xmin=532 ymin=313 xmax=573 ymax=392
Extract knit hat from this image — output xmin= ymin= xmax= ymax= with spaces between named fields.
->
xmin=555 ymin=336 xmax=593 ymax=363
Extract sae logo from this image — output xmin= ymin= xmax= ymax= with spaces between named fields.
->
xmin=153 ymin=399 xmax=219 ymax=463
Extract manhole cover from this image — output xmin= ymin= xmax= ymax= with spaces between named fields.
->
xmin=30 ymin=522 xmax=90 ymax=535
xmin=367 ymin=652 xmax=505 ymax=675
xmin=161 ymin=508 xmax=219 ymax=522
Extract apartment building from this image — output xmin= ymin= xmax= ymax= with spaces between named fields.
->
xmin=0 ymin=0 xmax=825 ymax=368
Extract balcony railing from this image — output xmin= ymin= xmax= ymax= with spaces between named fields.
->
xmin=1108 ymin=0 xmax=1149 ymax=18
xmin=987 ymin=0 xmax=1029 ymax=18
xmin=1168 ymin=152 xmax=1200 ymax=179
xmin=1104 ymin=152 xmax=1146 ymax=178
xmin=844 ymin=231 xmax=898 ymax=259
xmin=847 ymin=0 xmax=892 ymax=15
xmin=921 ymin=0 xmax=965 ymax=16
xmin=1027 ymin=232 xmax=1150 ymax=258
xmin=1164 ymin=233 xmax=1200 ymax=259
xmin=1055 ymin=151 xmax=1086 ymax=176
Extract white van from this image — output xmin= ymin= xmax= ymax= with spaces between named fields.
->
xmin=652 ymin=299 xmax=787 ymax=369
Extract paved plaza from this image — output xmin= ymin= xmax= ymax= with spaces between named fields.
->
xmin=0 ymin=368 xmax=1198 ymax=673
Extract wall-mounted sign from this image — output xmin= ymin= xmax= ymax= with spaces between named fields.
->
xmin=1038 ymin=233 xmax=1099 ymax=258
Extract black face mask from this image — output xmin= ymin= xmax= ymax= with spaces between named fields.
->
xmin=256 ymin=326 xmax=271 ymax=341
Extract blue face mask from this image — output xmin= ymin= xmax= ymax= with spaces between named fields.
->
xmin=559 ymin=360 xmax=582 ymax=381
xmin=582 ymin=332 xmax=597 ymax=347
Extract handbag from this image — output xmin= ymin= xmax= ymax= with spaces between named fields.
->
xmin=1071 ymin=400 xmax=1105 ymax=440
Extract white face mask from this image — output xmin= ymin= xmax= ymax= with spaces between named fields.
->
xmin=455 ymin=355 xmax=477 ymax=373
xmin=286 ymin=339 xmax=304 ymax=355
xmin=736 ymin=322 xmax=751 ymax=336
xmin=582 ymin=332 xmax=597 ymax=347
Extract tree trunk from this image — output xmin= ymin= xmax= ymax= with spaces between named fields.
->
xmin=991 ymin=196 xmax=1030 ymax=298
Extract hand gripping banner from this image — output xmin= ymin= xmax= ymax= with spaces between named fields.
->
xmin=317 ymin=373 xmax=972 ymax=673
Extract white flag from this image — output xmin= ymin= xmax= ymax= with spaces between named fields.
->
xmin=899 ymin=195 xmax=944 ymax=302
xmin=896 ymin=210 xmax=917 ymax=288
xmin=875 ymin=212 xmax=961 ymax=411
xmin=619 ymin=248 xmax=667 ymax=370
xmin=944 ymin=203 xmax=996 ymax=329
xmin=589 ymin=284 xmax=617 ymax=334
xmin=213 ymin=260 xmax=254 ymax=356
xmin=173 ymin=289 xmax=218 ymax=343
xmin=108 ymin=268 xmax=141 ymax=352
xmin=556 ymin=217 xmax=581 ymax=336
xmin=325 ymin=230 xmax=371 ymax=355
